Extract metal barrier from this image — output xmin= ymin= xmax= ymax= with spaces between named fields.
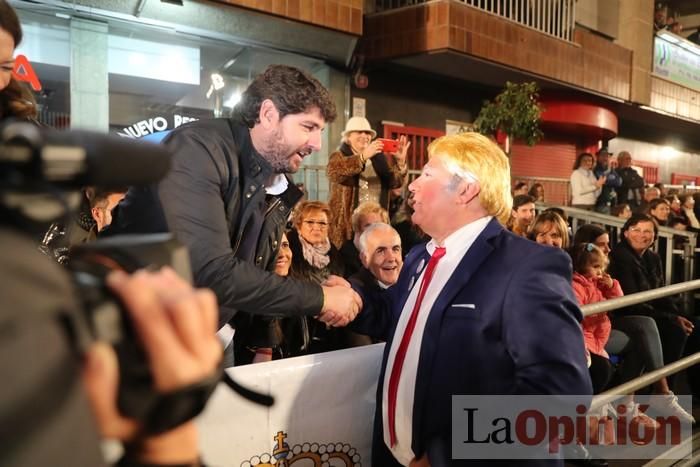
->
xmin=515 ymin=175 xmax=571 ymax=206
xmin=579 ymin=280 xmax=700 ymax=412
xmin=582 ymin=280 xmax=700 ymax=318
xmin=540 ymin=204 xmax=698 ymax=297
xmin=373 ymin=0 xmax=577 ymax=42
xmin=296 ymin=164 xmax=327 ymax=201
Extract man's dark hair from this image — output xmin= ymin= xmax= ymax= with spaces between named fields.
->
xmin=512 ymin=194 xmax=535 ymax=210
xmin=84 ymin=186 xmax=128 ymax=209
xmin=233 ymin=65 xmax=337 ymax=128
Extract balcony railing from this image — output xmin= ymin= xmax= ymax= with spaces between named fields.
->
xmin=374 ymin=0 xmax=576 ymax=42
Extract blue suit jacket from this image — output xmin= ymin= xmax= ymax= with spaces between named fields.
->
xmin=351 ymin=218 xmax=592 ymax=466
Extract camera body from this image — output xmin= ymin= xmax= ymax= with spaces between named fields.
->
xmin=1 ymin=121 xmax=222 ymax=434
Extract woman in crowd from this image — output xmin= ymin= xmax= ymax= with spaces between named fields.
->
xmin=679 ymin=193 xmax=700 ymax=230
xmin=528 ymin=182 xmax=545 ymax=202
xmin=327 ymin=117 xmax=410 ymax=248
xmin=570 ymin=152 xmax=605 ymax=210
xmin=573 ymin=224 xmax=611 ymax=255
xmin=233 ymin=232 xmax=293 ymax=364
xmin=666 ymin=194 xmax=682 ymax=218
xmin=571 ymin=223 xmax=690 ymax=429
xmin=285 ymin=201 xmax=345 ymax=355
xmin=0 ymin=1 xmax=36 ymax=120
xmin=527 ymin=210 xmax=569 ymax=249
xmin=648 ymin=198 xmax=671 ymax=227
xmin=288 ymin=200 xmax=344 ymax=284
xmin=607 ymin=214 xmax=696 ymax=424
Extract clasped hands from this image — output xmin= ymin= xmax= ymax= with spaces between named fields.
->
xmin=319 ymin=275 xmax=363 ymax=327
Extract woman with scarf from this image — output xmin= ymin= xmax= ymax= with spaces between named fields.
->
xmin=327 ymin=116 xmax=409 ymax=248
xmin=284 ymin=201 xmax=346 ymax=355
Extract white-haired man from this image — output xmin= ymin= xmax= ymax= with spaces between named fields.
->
xmin=350 ymin=132 xmax=591 ymax=466
xmin=354 ymin=222 xmax=403 ymax=290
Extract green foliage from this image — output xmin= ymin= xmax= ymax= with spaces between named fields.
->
xmin=474 ymin=81 xmax=543 ymax=147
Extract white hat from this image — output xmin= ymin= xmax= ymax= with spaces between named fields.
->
xmin=342 ymin=116 xmax=376 ymax=139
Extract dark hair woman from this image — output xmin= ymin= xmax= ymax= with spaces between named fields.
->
xmin=607 ymin=213 xmax=696 ymax=424
xmin=0 ymin=0 xmax=36 ymax=120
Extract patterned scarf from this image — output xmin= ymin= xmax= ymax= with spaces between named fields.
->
xmin=300 ymin=235 xmax=331 ymax=269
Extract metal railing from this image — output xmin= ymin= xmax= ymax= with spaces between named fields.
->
xmin=582 ymin=280 xmax=700 ymax=318
xmin=373 ymin=0 xmax=576 ymax=42
xmin=296 ymin=164 xmax=328 ymax=201
xmin=540 ymin=204 xmax=698 ymax=294
xmin=515 ymin=175 xmax=570 ymax=206
xmin=580 ymin=280 xmax=700 ymax=411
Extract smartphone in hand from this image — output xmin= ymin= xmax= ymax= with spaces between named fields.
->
xmin=377 ymin=138 xmax=399 ymax=153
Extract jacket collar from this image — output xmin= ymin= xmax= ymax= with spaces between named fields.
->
xmin=230 ymin=119 xmax=274 ymax=182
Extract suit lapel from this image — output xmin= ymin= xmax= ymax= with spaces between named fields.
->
xmin=429 ymin=218 xmax=502 ymax=319
xmin=411 ymin=218 xmax=503 ymax=451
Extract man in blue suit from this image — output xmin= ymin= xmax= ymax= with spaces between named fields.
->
xmin=350 ymin=132 xmax=592 ymax=466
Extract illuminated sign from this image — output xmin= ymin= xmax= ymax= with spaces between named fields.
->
xmin=12 ymin=54 xmax=42 ymax=91
xmin=118 ymin=114 xmax=199 ymax=138
xmin=654 ymin=32 xmax=700 ymax=92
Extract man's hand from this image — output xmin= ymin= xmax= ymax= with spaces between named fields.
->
xmin=320 ymin=276 xmax=362 ymax=327
xmin=676 ymin=315 xmax=695 ymax=336
xmin=81 ymin=267 xmax=222 ymax=463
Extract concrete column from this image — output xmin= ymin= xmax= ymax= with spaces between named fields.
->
xmin=70 ymin=18 xmax=109 ymax=131
xmin=616 ymin=0 xmax=655 ymax=105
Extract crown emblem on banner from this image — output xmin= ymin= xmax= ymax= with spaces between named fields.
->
xmin=240 ymin=431 xmax=361 ymax=467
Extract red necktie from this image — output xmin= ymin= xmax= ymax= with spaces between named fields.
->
xmin=387 ymin=246 xmax=447 ymax=447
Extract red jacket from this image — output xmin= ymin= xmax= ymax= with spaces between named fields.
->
xmin=572 ymin=272 xmax=623 ymax=357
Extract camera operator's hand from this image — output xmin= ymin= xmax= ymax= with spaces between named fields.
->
xmin=320 ymin=276 xmax=362 ymax=327
xmin=81 ymin=268 xmax=222 ymax=465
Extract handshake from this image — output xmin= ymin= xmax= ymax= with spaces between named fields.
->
xmin=319 ymin=275 xmax=363 ymax=327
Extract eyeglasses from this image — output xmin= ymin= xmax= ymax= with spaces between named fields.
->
xmin=629 ymin=227 xmax=654 ymax=235
xmin=303 ymin=220 xmax=328 ymax=229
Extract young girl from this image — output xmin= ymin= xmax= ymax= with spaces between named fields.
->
xmin=569 ymin=243 xmax=622 ymax=393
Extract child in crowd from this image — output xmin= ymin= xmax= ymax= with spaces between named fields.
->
xmin=570 ymin=243 xmax=623 ymax=393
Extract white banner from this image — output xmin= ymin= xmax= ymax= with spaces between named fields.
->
xmin=197 ymin=344 xmax=384 ymax=466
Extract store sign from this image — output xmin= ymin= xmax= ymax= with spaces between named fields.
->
xmin=653 ymin=34 xmax=700 ymax=92
xmin=12 ymin=54 xmax=42 ymax=91
xmin=118 ymin=114 xmax=199 ymax=138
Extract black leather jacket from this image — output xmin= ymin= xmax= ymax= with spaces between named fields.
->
xmin=104 ymin=117 xmax=324 ymax=327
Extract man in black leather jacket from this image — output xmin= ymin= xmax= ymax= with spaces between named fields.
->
xmin=105 ymin=66 xmax=361 ymax=358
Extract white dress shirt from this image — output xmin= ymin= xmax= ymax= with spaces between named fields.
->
xmin=383 ymin=216 xmax=493 ymax=465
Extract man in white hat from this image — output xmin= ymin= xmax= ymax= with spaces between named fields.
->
xmin=327 ymin=116 xmax=410 ymax=248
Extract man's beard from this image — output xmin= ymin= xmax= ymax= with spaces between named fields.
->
xmin=263 ymin=127 xmax=295 ymax=174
